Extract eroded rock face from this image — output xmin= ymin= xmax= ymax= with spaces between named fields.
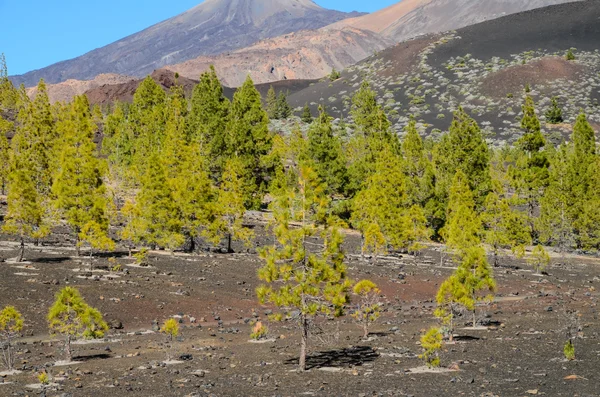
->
xmin=11 ymin=0 xmax=362 ymax=87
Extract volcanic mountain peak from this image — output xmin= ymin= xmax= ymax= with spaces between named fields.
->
xmin=11 ymin=0 xmax=360 ymax=87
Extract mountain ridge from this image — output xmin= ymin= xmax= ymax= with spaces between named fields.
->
xmin=11 ymin=0 xmax=362 ymax=87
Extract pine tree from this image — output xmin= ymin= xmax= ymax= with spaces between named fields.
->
xmin=266 ymin=86 xmax=278 ymax=119
xmin=350 ymin=81 xmax=398 ymax=151
xmin=482 ymin=180 xmax=531 ymax=266
xmin=441 ymin=170 xmax=482 ymax=261
xmin=47 ymin=287 xmax=108 ymax=361
xmin=401 ymin=120 xmax=435 ymax=208
xmin=510 ymin=95 xmax=549 ymax=237
xmin=129 ymin=76 xmax=167 ymax=174
xmin=307 ymin=106 xmax=347 ymax=195
xmin=225 ymin=75 xmax=273 ymax=209
xmin=567 ymin=112 xmax=596 ymax=247
xmin=577 ymin=156 xmax=600 ymax=252
xmin=257 ymin=164 xmax=351 ymax=371
xmin=2 ymin=168 xmax=45 ymax=262
xmin=276 ymin=91 xmax=292 ymax=119
xmin=14 ymin=79 xmax=57 ymax=196
xmin=0 ymin=116 xmax=12 ymax=194
xmin=301 ymin=103 xmax=313 ymax=124
xmin=0 ymin=54 xmax=17 ymax=111
xmin=206 ymin=159 xmax=253 ymax=253
xmin=0 ymin=306 xmax=23 ymax=371
xmin=53 ymin=96 xmax=113 ymax=257
xmin=187 ymin=65 xmax=230 ymax=177
xmin=545 ymin=97 xmax=563 ymax=124
xmin=538 ymin=145 xmax=575 ymax=255
xmin=351 ymin=280 xmax=382 ymax=338
xmin=351 ymin=146 xmax=406 ymax=258
xmin=127 ymin=153 xmax=184 ymax=251
xmin=433 ymin=107 xmax=491 ymax=232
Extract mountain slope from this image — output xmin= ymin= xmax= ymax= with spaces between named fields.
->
xmin=166 ymin=27 xmax=393 ymax=86
xmin=288 ymin=0 xmax=600 ymax=145
xmin=11 ymin=0 xmax=361 ymax=87
xmin=332 ymin=0 xmax=580 ymax=42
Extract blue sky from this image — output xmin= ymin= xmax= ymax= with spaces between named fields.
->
xmin=0 ymin=0 xmax=398 ymax=76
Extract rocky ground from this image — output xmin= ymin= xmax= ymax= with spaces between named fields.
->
xmin=0 ymin=221 xmax=599 ymax=397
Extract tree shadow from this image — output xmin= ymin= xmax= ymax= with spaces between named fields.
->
xmin=285 ymin=346 xmax=379 ymax=370
xmin=368 ymin=331 xmax=392 ymax=337
xmin=72 ymin=353 xmax=112 ymax=362
xmin=453 ymin=335 xmax=480 ymax=342
xmin=32 ymin=257 xmax=72 ymax=264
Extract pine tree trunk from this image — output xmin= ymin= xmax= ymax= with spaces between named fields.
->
xmin=299 ymin=314 xmax=308 ymax=371
xmin=17 ymin=236 xmax=25 ymax=263
xmin=227 ymin=233 xmax=233 ymax=253
xmin=128 ymin=246 xmax=132 ymax=257
xmin=472 ymin=311 xmax=477 ymax=328
xmin=449 ymin=314 xmax=454 ymax=342
xmin=188 ymin=234 xmax=196 ymax=253
xmin=363 ymin=323 xmax=369 ymax=339
xmin=361 ymin=234 xmax=365 ymax=262
xmin=65 ymin=335 xmax=72 ymax=361
xmin=75 ymin=235 xmax=80 ymax=257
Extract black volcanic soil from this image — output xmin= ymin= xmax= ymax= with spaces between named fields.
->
xmin=0 ymin=215 xmax=599 ymax=396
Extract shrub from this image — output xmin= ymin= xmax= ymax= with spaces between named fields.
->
xmin=250 ymin=321 xmax=269 ymax=340
xmin=566 ymin=49 xmax=576 ymax=61
xmin=134 ymin=248 xmax=149 ymax=266
xmin=564 ymin=340 xmax=575 ymax=360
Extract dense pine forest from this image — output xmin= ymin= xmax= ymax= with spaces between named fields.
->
xmin=0 ymin=53 xmax=599 ymax=371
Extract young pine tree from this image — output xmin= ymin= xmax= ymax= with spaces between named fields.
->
xmin=441 ymin=170 xmax=482 ymax=261
xmin=276 ymin=91 xmax=292 ymax=119
xmin=351 ymin=146 xmax=406 ymax=260
xmin=0 ymin=116 xmax=13 ymax=194
xmin=207 ymin=159 xmax=253 ymax=253
xmin=47 ymin=287 xmax=108 ymax=361
xmin=257 ymin=165 xmax=351 ymax=371
xmin=510 ymin=95 xmax=549 ymax=237
xmin=187 ymin=65 xmax=230 ymax=177
xmin=545 ymin=97 xmax=563 ymax=124
xmin=351 ymin=280 xmax=382 ymax=339
xmin=225 ymin=75 xmax=273 ymax=209
xmin=434 ymin=107 xmax=491 ymax=213
xmin=0 ymin=306 xmax=23 ymax=371
xmin=482 ymin=181 xmax=531 ymax=266
xmin=265 ymin=86 xmax=278 ymax=120
xmin=307 ymin=106 xmax=347 ymax=195
xmin=538 ymin=145 xmax=576 ymax=255
xmin=401 ymin=120 xmax=435 ymax=208
xmin=3 ymin=151 xmax=48 ymax=262
xmin=301 ymin=103 xmax=313 ymax=124
xmin=53 ymin=96 xmax=113 ymax=257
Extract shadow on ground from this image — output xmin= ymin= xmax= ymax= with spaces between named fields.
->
xmin=285 ymin=346 xmax=379 ymax=370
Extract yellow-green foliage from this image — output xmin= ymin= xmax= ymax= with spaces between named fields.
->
xmin=0 ymin=305 xmax=23 ymax=370
xmin=161 ymin=318 xmax=179 ymax=341
xmin=528 ymin=245 xmax=550 ymax=274
xmin=134 ymin=248 xmax=149 ymax=265
xmin=564 ymin=340 xmax=575 ymax=360
xmin=0 ymin=306 xmax=23 ymax=335
xmin=419 ymin=327 xmax=443 ymax=368
xmin=48 ymin=287 xmax=108 ymax=340
xmin=206 ymin=158 xmax=254 ymax=252
xmin=38 ymin=371 xmax=49 ymax=385
xmin=351 ymin=280 xmax=382 ymax=338
xmin=250 ymin=321 xmax=269 ymax=340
